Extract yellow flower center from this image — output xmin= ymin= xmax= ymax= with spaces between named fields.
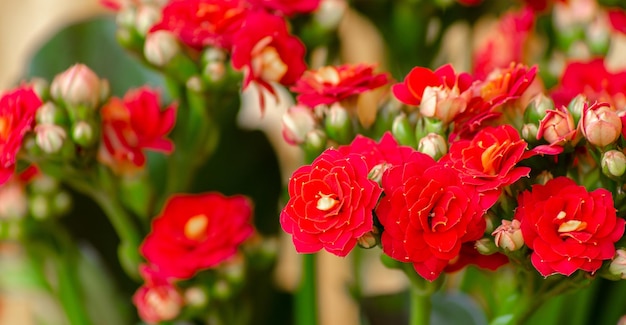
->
xmin=0 ymin=116 xmax=10 ymax=140
xmin=184 ymin=214 xmax=209 ymax=241
xmin=251 ymin=38 xmax=288 ymax=83
xmin=316 ymin=192 xmax=339 ymax=211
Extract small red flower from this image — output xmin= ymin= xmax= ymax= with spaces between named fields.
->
xmin=150 ymin=0 xmax=248 ymax=50
xmin=376 ymin=154 xmax=486 ymax=281
xmin=608 ymin=8 xmax=626 ymax=35
xmin=141 ymin=192 xmax=254 ymax=279
xmin=280 ymin=148 xmax=382 ymax=257
xmin=392 ymin=64 xmax=473 ymax=107
xmin=99 ymin=87 xmax=176 ymax=175
xmin=245 ymin=0 xmax=321 ymax=16
xmin=515 ymin=177 xmax=625 ymax=277
xmin=291 ymin=63 xmax=389 ymax=107
xmin=337 ymin=132 xmax=414 ymax=170
xmin=133 ymin=264 xmax=183 ymax=324
xmin=230 ymin=10 xmax=307 ymax=109
xmin=550 ymin=59 xmax=616 ymax=108
xmin=442 ymin=125 xmax=532 ymax=209
xmin=0 ymin=87 xmax=42 ymax=186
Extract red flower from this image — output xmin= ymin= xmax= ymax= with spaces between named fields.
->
xmin=99 ymin=87 xmax=176 ymax=174
xmin=0 ymin=87 xmax=42 ymax=186
xmin=392 ymin=64 xmax=473 ymax=107
xmin=132 ymin=265 xmax=183 ymax=324
xmin=245 ymin=0 xmax=321 ymax=16
xmin=473 ymin=7 xmax=535 ymax=79
xmin=338 ymin=132 xmax=414 ymax=170
xmin=442 ymin=125 xmax=533 ymax=209
xmin=150 ymin=0 xmax=248 ymax=50
xmin=280 ymin=148 xmax=382 ymax=257
xmin=376 ymin=153 xmax=486 ymax=281
xmin=141 ymin=192 xmax=254 ymax=279
xmin=608 ymin=8 xmax=626 ymax=35
xmin=550 ymin=59 xmax=617 ymax=108
xmin=231 ymin=11 xmax=306 ymax=89
xmin=291 ymin=63 xmax=389 ymax=107
xmin=445 ymin=243 xmax=509 ymax=273
xmin=515 ymin=177 xmax=625 ymax=277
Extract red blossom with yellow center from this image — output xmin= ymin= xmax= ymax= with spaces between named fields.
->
xmin=280 ymin=148 xmax=382 ymax=257
xmin=141 ymin=192 xmax=254 ymax=279
xmin=515 ymin=177 xmax=625 ymax=277
xmin=0 ymin=87 xmax=42 ymax=186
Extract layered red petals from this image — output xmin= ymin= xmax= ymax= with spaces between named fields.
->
xmin=141 ymin=193 xmax=254 ymax=279
xmin=515 ymin=177 xmax=625 ymax=277
xmin=392 ymin=64 xmax=472 ymax=107
xmin=246 ymin=0 xmax=321 ymax=16
xmin=376 ymin=154 xmax=486 ymax=281
xmin=292 ymin=63 xmax=389 ymax=107
xmin=150 ymin=0 xmax=248 ymax=51
xmin=99 ymin=87 xmax=176 ymax=174
xmin=443 ymin=125 xmax=531 ymax=209
xmin=280 ymin=149 xmax=381 ymax=257
xmin=0 ymin=87 xmax=42 ymax=185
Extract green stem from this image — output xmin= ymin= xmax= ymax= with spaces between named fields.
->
xmin=57 ymin=253 xmax=92 ymax=325
xmin=296 ymin=253 xmax=318 ymax=325
xmin=401 ymin=263 xmax=434 ymax=325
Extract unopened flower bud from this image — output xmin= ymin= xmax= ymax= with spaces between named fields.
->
xmin=303 ymin=129 xmax=327 ymax=162
xmin=609 ymin=249 xmax=626 ymax=279
xmin=357 ymin=228 xmax=379 ymax=249
xmin=72 ymin=121 xmax=96 ymax=147
xmin=585 ymin=17 xmax=610 ymax=55
xmin=29 ymin=78 xmax=49 ymax=100
xmin=324 ymin=103 xmax=354 ymax=144
xmin=521 ymin=123 xmax=538 ymax=143
xmin=50 ymin=64 xmax=104 ymax=109
xmin=524 ymin=94 xmax=554 ymax=125
xmin=581 ymin=102 xmax=622 ymax=147
xmin=368 ymin=163 xmax=390 ymax=184
xmin=602 ymin=150 xmax=626 ymax=178
xmin=135 ymin=4 xmax=161 ymax=35
xmin=184 ymin=287 xmax=208 ymax=308
xmin=475 ymin=238 xmax=498 ymax=255
xmin=391 ymin=113 xmax=416 ymax=147
xmin=415 ymin=116 xmax=444 ymax=142
xmin=417 ymin=133 xmax=447 ymax=160
xmin=36 ymin=102 xmax=68 ymax=125
xmin=144 ymin=30 xmax=180 ymax=67
xmin=211 ymin=279 xmax=232 ymax=300
xmin=492 ymin=219 xmax=524 ymax=252
xmin=314 ymin=0 xmax=347 ymax=30
xmin=282 ymin=105 xmax=316 ymax=145
xmin=29 ymin=194 xmax=50 ymax=220
xmin=221 ymin=254 xmax=246 ymax=285
xmin=137 ymin=284 xmax=183 ymax=323
xmin=202 ymin=48 xmax=227 ymax=83
xmin=567 ymin=94 xmax=586 ymax=125
xmin=35 ymin=124 xmax=67 ymax=154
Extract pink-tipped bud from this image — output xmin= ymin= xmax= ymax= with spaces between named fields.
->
xmin=417 ymin=133 xmax=447 ymax=160
xmin=420 ymin=86 xmax=466 ymax=124
xmin=144 ymin=30 xmax=180 ymax=67
xmin=537 ymin=106 xmax=577 ymax=145
xmin=492 ymin=219 xmax=524 ymax=252
xmin=282 ymin=105 xmax=316 ymax=145
xmin=357 ymin=227 xmax=379 ymax=249
xmin=35 ymin=124 xmax=67 ymax=154
xmin=609 ymin=249 xmax=626 ymax=279
xmin=133 ymin=282 xmax=183 ymax=324
xmin=50 ymin=64 xmax=104 ymax=108
xmin=581 ymin=102 xmax=622 ymax=147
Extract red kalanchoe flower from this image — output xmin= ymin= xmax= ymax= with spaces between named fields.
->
xmin=442 ymin=125 xmax=533 ymax=209
xmin=231 ymin=11 xmax=306 ymax=89
xmin=550 ymin=59 xmax=618 ymax=107
xmin=445 ymin=243 xmax=509 ymax=273
xmin=141 ymin=192 xmax=254 ymax=279
xmin=0 ymin=87 xmax=42 ymax=186
xmin=536 ymin=103 xmax=578 ymax=154
xmin=133 ymin=264 xmax=183 ymax=324
xmin=99 ymin=87 xmax=176 ymax=175
xmin=392 ymin=64 xmax=473 ymax=107
xmin=608 ymin=8 xmax=626 ymax=35
xmin=473 ymin=7 xmax=535 ymax=79
xmin=245 ymin=0 xmax=321 ymax=16
xmin=280 ymin=148 xmax=382 ymax=257
xmin=515 ymin=177 xmax=625 ymax=277
xmin=150 ymin=0 xmax=248 ymax=51
xmin=376 ymin=153 xmax=486 ymax=281
xmin=291 ymin=63 xmax=389 ymax=108
xmin=337 ymin=132 xmax=414 ymax=171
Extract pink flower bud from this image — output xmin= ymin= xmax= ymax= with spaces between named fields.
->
xmin=357 ymin=228 xmax=379 ymax=249
xmin=537 ymin=105 xmax=577 ymax=145
xmin=134 ymin=283 xmax=183 ymax=324
xmin=50 ymin=64 xmax=104 ymax=108
xmin=491 ymin=219 xmax=524 ymax=252
xmin=417 ymin=133 xmax=447 ymax=160
xmin=609 ymin=249 xmax=626 ymax=279
xmin=475 ymin=238 xmax=498 ymax=255
xmin=35 ymin=124 xmax=67 ymax=154
xmin=420 ymin=86 xmax=466 ymax=124
xmin=581 ymin=102 xmax=622 ymax=147
xmin=144 ymin=30 xmax=180 ymax=67
xmin=282 ymin=105 xmax=316 ymax=145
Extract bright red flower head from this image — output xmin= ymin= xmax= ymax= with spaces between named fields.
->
xmin=337 ymin=132 xmax=414 ymax=171
xmin=376 ymin=153 xmax=487 ymax=281
xmin=291 ymin=63 xmax=389 ymax=108
xmin=515 ymin=177 xmax=625 ymax=277
xmin=141 ymin=192 xmax=254 ymax=279
xmin=392 ymin=64 xmax=473 ymax=107
xmin=608 ymin=8 xmax=626 ymax=35
xmin=99 ymin=87 xmax=176 ymax=175
xmin=280 ymin=148 xmax=382 ymax=257
xmin=231 ymin=11 xmax=307 ymax=90
xmin=0 ymin=87 xmax=42 ymax=186
xmin=150 ymin=0 xmax=248 ymax=50
xmin=442 ymin=125 xmax=533 ymax=209
xmin=245 ymin=0 xmax=321 ymax=16
xmin=132 ymin=264 xmax=183 ymax=324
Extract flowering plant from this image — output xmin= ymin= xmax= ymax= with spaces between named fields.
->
xmin=5 ymin=0 xmax=626 ymax=324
